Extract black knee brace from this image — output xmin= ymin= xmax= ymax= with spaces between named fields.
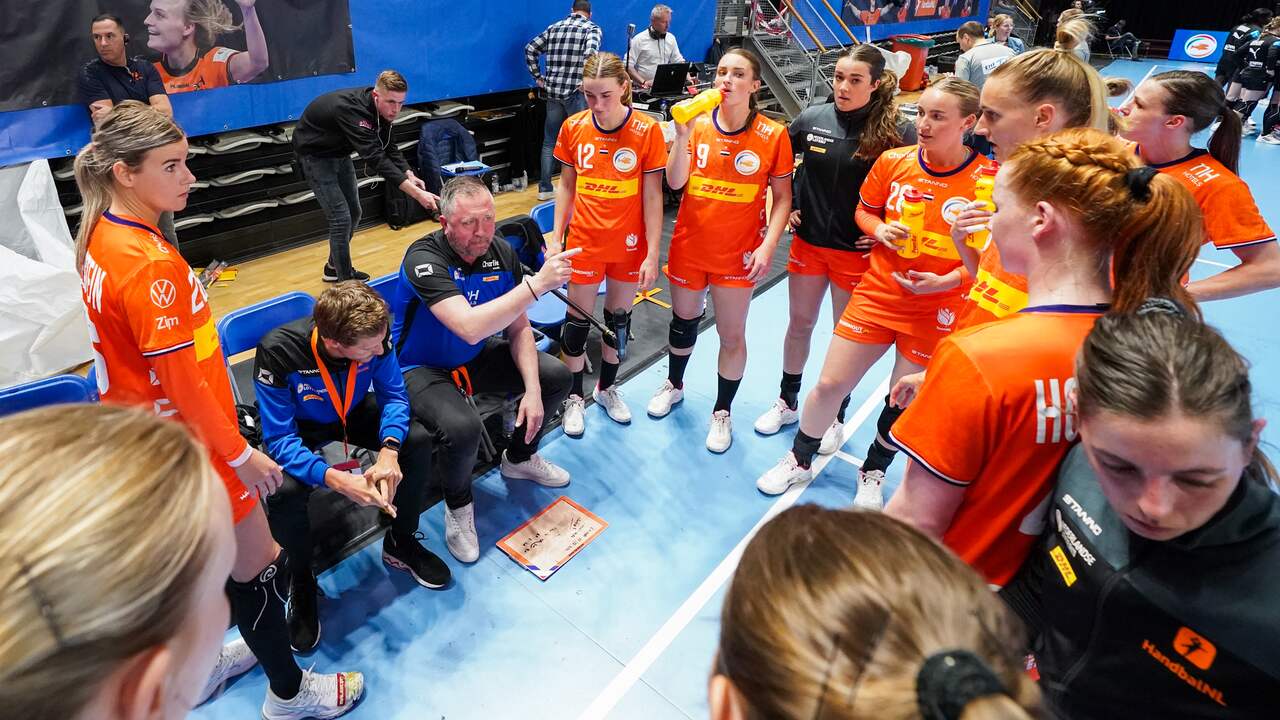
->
xmin=668 ymin=312 xmax=702 ymax=350
xmin=603 ymin=309 xmax=632 ymax=360
xmin=226 ymin=550 xmax=291 ymax=632
xmin=876 ymin=394 xmax=905 ymax=442
xmin=561 ymin=315 xmax=591 ymax=358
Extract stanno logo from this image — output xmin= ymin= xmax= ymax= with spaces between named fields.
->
xmin=415 ymin=263 xmax=433 ymax=277
xmin=149 ymin=279 xmax=176 ymax=308
xmin=1062 ymin=493 xmax=1103 ymax=536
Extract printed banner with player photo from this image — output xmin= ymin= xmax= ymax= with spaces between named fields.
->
xmin=0 ymin=0 xmax=353 ymax=113
xmin=843 ymin=0 xmax=983 ymax=30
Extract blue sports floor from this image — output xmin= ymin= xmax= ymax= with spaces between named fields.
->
xmin=195 ymin=59 xmax=1280 ymax=719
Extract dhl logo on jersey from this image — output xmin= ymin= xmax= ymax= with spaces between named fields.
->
xmin=576 ymin=176 xmax=638 ymax=199
xmin=686 ymin=177 xmax=760 ymax=204
xmin=969 ymin=268 xmax=1028 ymax=317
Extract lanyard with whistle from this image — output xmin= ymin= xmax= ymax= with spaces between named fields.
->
xmin=310 ymin=328 xmax=358 ymax=455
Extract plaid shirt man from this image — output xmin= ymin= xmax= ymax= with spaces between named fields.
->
xmin=525 ymin=12 xmax=602 ymax=100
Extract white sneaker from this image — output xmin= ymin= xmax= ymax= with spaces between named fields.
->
xmin=261 ymin=668 xmax=364 ymax=720
xmin=562 ymin=395 xmax=586 ymax=437
xmin=753 ymin=398 xmax=799 ymax=435
xmin=593 ymin=385 xmax=632 ymax=424
xmin=756 ymin=452 xmax=813 ymax=495
xmin=647 ymin=379 xmax=684 ymax=417
xmin=536 ymin=190 xmax=556 ymax=201
xmin=818 ymin=421 xmax=843 ymax=455
xmin=197 ymin=637 xmax=257 ymax=705
xmin=1258 ymin=131 xmax=1280 ymax=145
xmin=853 ymin=470 xmax=885 ymax=510
xmin=1243 ymin=119 xmax=1258 ymax=136
xmin=706 ymin=410 xmax=733 ymax=453
xmin=443 ymin=502 xmax=480 ymax=563
xmin=500 ymin=450 xmax=571 ymax=487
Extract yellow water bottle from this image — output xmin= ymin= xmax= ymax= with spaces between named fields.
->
xmin=969 ymin=165 xmax=997 ymax=249
xmin=899 ymin=188 xmax=926 ymax=259
xmin=671 ymin=89 xmax=723 ymax=124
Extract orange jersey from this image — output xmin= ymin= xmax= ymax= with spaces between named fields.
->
xmin=915 ymin=0 xmax=939 ymax=17
xmin=889 ymin=305 xmax=1106 ymax=587
xmin=1147 ymin=148 xmax=1276 ymax=250
xmin=855 ymin=145 xmax=995 ymax=324
xmin=554 ymin=108 xmax=667 ymax=263
xmin=668 ymin=110 xmax=794 ymax=275
xmin=960 ymin=241 xmax=1028 ymax=329
xmin=155 ymin=47 xmax=237 ymax=93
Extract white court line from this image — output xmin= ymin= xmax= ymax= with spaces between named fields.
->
xmin=577 ymin=377 xmax=891 ymax=720
xmin=1195 ymin=257 xmax=1233 ymax=269
xmin=1121 ymin=63 xmax=1160 ymax=106
xmin=834 ymin=450 xmax=865 ymax=467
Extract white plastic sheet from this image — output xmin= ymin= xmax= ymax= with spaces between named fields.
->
xmin=0 ymin=160 xmax=90 ymax=389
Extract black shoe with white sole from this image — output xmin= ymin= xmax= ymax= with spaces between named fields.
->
xmin=322 ymin=264 xmax=370 ymax=282
xmin=383 ymin=530 xmax=451 ymax=589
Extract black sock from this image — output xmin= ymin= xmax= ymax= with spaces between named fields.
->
xmin=599 ymin=360 xmax=620 ymax=390
xmin=571 ymin=369 xmax=585 ymax=397
xmin=793 ymin=430 xmax=822 ymax=469
xmin=835 ymin=394 xmax=852 ymax=423
xmin=1264 ymin=104 xmax=1280 ymax=136
xmin=226 ymin=550 xmax=302 ymax=699
xmin=862 ymin=439 xmax=898 ymax=474
xmin=780 ymin=372 xmax=803 ymax=410
xmin=668 ymin=352 xmax=692 ymax=388
xmin=714 ymin=374 xmax=742 ymax=413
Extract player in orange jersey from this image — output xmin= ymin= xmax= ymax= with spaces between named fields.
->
xmin=73 ymin=102 xmax=362 ymax=719
xmin=755 ymin=78 xmax=991 ymax=506
xmin=1119 ymin=70 xmax=1280 ymax=300
xmin=145 ymin=0 xmax=269 ymax=93
xmin=550 ymin=52 xmax=667 ymax=436
xmin=884 ymin=128 xmax=1202 ymax=589
xmin=645 ymin=48 xmax=793 ymax=453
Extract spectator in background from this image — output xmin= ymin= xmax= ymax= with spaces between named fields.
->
xmin=955 ymin=20 xmax=1014 ymax=90
xmin=525 ymin=1 xmax=601 ymax=201
xmin=626 ymin=5 xmax=686 ymax=90
xmin=144 ymin=0 xmax=269 ymax=93
xmin=1105 ymin=19 xmax=1141 ymax=58
xmin=989 ymin=13 xmax=1026 ymax=53
xmin=79 ymin=13 xmax=177 ymax=242
xmin=1056 ymin=9 xmax=1094 ymax=63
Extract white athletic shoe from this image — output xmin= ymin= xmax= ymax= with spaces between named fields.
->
xmin=261 ymin=668 xmax=364 ymax=720
xmin=1243 ymin=119 xmax=1258 ymax=136
xmin=706 ymin=410 xmax=733 ymax=453
xmin=753 ymin=398 xmax=799 ymax=435
xmin=1257 ymin=130 xmax=1280 ymax=145
xmin=646 ymin=380 xmax=684 ymax=417
xmin=500 ymin=450 xmax=571 ymax=488
xmin=197 ymin=637 xmax=257 ymax=705
xmin=593 ymin=385 xmax=632 ymax=424
xmin=562 ymin=395 xmax=586 ymax=437
xmin=443 ymin=502 xmax=479 ymax=563
xmin=756 ymin=452 xmax=813 ymax=495
xmin=853 ymin=470 xmax=885 ymax=511
xmin=818 ymin=421 xmax=843 ymax=455
xmin=536 ymin=190 xmax=556 ymax=201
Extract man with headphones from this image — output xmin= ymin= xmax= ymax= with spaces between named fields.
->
xmin=627 ymin=4 xmax=686 ymax=89
xmin=78 ymin=13 xmax=172 ymax=127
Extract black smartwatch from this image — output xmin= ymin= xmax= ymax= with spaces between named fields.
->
xmin=381 ymin=437 xmax=401 ymax=452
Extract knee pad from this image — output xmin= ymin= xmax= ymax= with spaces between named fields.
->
xmin=668 ymin=312 xmax=703 ymax=350
xmin=602 ymin=309 xmax=633 ymax=360
xmin=226 ymin=550 xmax=291 ymax=632
xmin=561 ymin=316 xmax=591 ymax=358
xmin=876 ymin=394 xmax=905 ymax=441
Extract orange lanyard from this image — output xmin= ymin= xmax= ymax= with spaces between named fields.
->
xmin=311 ymin=329 xmax=358 ymax=454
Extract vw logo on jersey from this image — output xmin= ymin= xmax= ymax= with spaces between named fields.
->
xmin=1185 ymin=33 xmax=1218 ymax=59
xmin=149 ymin=279 xmax=176 ymax=309
xmin=734 ymin=150 xmax=761 ymax=176
xmin=613 ymin=148 xmax=638 ymax=173
xmin=937 ymin=308 xmax=956 ymax=327
xmin=941 ymin=196 xmax=970 ymax=225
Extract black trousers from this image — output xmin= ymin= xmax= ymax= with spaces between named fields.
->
xmin=266 ymin=394 xmax=432 ymax=577
xmin=404 ymin=339 xmax=572 ymax=505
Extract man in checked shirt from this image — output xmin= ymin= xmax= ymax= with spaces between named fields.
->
xmin=526 ymin=0 xmax=602 ymax=199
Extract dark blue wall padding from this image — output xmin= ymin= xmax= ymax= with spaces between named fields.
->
xmin=0 ymin=0 xmax=716 ymax=168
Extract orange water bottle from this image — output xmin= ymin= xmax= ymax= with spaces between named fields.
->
xmin=671 ymin=89 xmax=723 ymax=124
xmin=899 ymin=188 xmax=926 ymax=259
xmin=969 ymin=165 xmax=997 ymax=249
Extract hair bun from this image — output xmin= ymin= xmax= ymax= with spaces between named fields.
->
xmin=1136 ymin=297 xmax=1188 ymax=317
xmin=1124 ymin=166 xmax=1158 ymax=201
xmin=917 ymin=650 xmax=1007 ymax=720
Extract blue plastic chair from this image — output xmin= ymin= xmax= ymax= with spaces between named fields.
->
xmin=216 ymin=291 xmax=316 ymax=402
xmin=531 ymin=201 xmax=555 ymax=233
xmin=0 ymin=374 xmax=98 ymax=418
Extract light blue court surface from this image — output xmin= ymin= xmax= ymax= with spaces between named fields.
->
xmin=196 ymin=58 xmax=1280 ymax=720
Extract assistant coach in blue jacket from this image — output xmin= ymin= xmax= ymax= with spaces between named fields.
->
xmin=254 ymin=282 xmax=448 ymax=654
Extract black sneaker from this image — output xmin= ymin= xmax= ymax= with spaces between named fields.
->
xmin=383 ymin=530 xmax=451 ymax=589
xmin=322 ymin=264 xmax=370 ymax=282
xmin=286 ymin=572 xmax=321 ymax=653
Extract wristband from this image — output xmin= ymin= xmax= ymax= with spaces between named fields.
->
xmin=381 ymin=437 xmax=401 ymax=453
xmin=525 ymin=280 xmax=539 ymax=301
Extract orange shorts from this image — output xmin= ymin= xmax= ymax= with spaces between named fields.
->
xmin=787 ymin=235 xmax=869 ymax=292
xmin=568 ymin=252 xmax=644 ymax=285
xmin=664 ymin=255 xmax=754 ymax=291
xmin=215 ymin=455 xmax=258 ymax=524
xmin=833 ymin=295 xmax=960 ymax=366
